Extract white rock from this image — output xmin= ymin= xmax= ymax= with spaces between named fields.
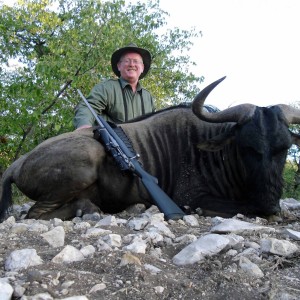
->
xmin=10 ymin=223 xmax=28 ymax=234
xmin=73 ymin=222 xmax=91 ymax=232
xmin=21 ymin=202 xmax=34 ymax=213
xmin=148 ymin=213 xmax=165 ymax=224
xmin=154 ymin=286 xmax=164 ymax=294
xmin=122 ymin=234 xmax=136 ymax=244
xmin=260 ymin=238 xmax=299 ymax=256
xmin=284 ymin=228 xmax=300 ymax=241
xmin=19 ymin=219 xmax=36 ymax=225
xmin=122 ymin=237 xmax=147 ymax=254
xmin=115 ymin=217 xmax=128 ymax=225
xmin=234 ymin=248 xmax=261 ymax=264
xmin=149 ymin=247 xmax=162 ymax=258
xmin=5 ymin=249 xmax=43 ymax=271
xmin=11 ymin=204 xmax=22 ymax=214
xmin=227 ymin=249 xmax=238 ymax=256
xmin=28 ymin=222 xmax=48 ymax=233
xmin=144 ymin=264 xmax=162 ymax=274
xmin=127 ymin=218 xmax=149 ymax=230
xmin=0 ymin=281 xmax=13 ymax=300
xmin=62 ymin=221 xmax=74 ymax=232
xmin=102 ymin=234 xmax=122 ymax=247
xmin=147 ymin=222 xmax=175 ymax=238
xmin=143 ymin=206 xmax=161 ymax=218
xmin=89 ymin=283 xmax=107 ymax=293
xmin=41 ymin=226 xmax=65 ymax=247
xmin=280 ymin=198 xmax=300 ymax=211
xmin=183 ymin=215 xmax=199 ymax=227
xmin=96 ymin=240 xmax=112 ymax=251
xmin=50 ymin=218 xmax=64 ymax=227
xmin=83 ymin=227 xmax=112 ymax=238
xmin=173 ymin=234 xmax=230 ymax=265
xmin=13 ymin=284 xmax=26 ymax=298
xmin=226 ymin=234 xmax=244 ymax=249
xmin=211 ymin=216 xmax=225 ymax=226
xmin=144 ymin=231 xmax=164 ymax=245
xmin=52 ymin=245 xmax=85 ymax=263
xmin=174 ymin=234 xmax=197 ymax=245
xmin=2 ymin=216 xmax=16 ymax=227
xmin=211 ymin=219 xmax=275 ymax=234
xmin=60 ymin=296 xmax=89 ymax=300
xmin=20 ymin=292 xmax=54 ymax=299
xmin=239 ymin=256 xmax=264 ymax=278
xmin=80 ymin=245 xmax=96 ymax=257
xmin=244 ymin=241 xmax=260 ymax=249
xmin=96 ymin=215 xmax=118 ymax=226
xmin=61 ymin=281 xmax=75 ymax=289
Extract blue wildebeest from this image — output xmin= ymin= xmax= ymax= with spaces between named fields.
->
xmin=1 ymin=77 xmax=300 ymax=221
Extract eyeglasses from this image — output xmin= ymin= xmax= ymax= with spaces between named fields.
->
xmin=120 ymin=58 xmax=143 ymax=65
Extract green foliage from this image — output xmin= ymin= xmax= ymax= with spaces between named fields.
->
xmin=282 ymin=161 xmax=300 ymax=200
xmin=285 ymin=123 xmax=300 ymax=199
xmin=0 ymin=0 xmax=203 ymax=168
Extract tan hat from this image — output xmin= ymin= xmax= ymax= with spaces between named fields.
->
xmin=111 ymin=43 xmax=152 ymax=79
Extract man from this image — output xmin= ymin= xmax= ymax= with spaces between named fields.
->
xmin=74 ymin=43 xmax=155 ymax=129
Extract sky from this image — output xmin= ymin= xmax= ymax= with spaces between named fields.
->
xmin=153 ymin=0 xmax=300 ymax=109
xmin=1 ymin=0 xmax=300 ymax=110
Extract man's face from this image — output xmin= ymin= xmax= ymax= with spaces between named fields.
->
xmin=117 ymin=52 xmax=144 ymax=82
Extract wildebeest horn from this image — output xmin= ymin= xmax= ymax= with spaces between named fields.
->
xmin=192 ymin=77 xmax=257 ymax=124
xmin=275 ymin=104 xmax=300 ymax=124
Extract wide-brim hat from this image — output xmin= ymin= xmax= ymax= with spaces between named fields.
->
xmin=111 ymin=43 xmax=152 ymax=79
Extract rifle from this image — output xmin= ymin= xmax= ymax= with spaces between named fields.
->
xmin=77 ymin=89 xmax=185 ymax=221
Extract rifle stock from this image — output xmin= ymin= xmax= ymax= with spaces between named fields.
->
xmin=77 ymin=89 xmax=185 ymax=220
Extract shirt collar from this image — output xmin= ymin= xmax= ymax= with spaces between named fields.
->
xmin=119 ymin=77 xmax=142 ymax=92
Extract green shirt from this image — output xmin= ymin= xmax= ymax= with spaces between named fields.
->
xmin=73 ymin=78 xmax=155 ymax=128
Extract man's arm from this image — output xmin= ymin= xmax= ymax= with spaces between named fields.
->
xmin=73 ymin=82 xmax=109 ymax=129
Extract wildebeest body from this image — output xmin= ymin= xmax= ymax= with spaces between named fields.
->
xmin=1 ymin=77 xmax=300 ymax=220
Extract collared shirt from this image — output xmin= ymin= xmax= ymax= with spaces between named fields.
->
xmin=73 ymin=78 xmax=155 ymax=128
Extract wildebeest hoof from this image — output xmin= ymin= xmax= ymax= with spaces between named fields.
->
xmin=74 ymin=198 xmax=101 ymax=217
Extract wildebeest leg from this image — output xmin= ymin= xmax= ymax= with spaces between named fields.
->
xmin=26 ymin=198 xmax=101 ymax=220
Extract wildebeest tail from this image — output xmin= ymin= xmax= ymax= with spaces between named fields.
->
xmin=0 ymin=171 xmax=13 ymax=222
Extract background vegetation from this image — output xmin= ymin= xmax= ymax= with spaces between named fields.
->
xmin=0 ymin=0 xmax=203 ymax=167
xmin=0 ymin=0 xmax=299 ymax=199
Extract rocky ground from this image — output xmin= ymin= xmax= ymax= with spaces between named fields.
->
xmin=1 ymin=199 xmax=300 ymax=300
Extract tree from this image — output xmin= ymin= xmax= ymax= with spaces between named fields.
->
xmin=0 ymin=0 xmax=203 ymax=168
xmin=283 ymin=124 xmax=300 ymax=198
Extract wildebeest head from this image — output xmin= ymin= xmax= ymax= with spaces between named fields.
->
xmin=191 ymin=77 xmax=300 ymax=216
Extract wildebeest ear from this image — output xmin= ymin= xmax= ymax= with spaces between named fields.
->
xmin=197 ymin=131 xmax=236 ymax=152
xmin=291 ymin=131 xmax=300 ymax=147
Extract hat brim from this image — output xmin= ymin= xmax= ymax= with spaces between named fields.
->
xmin=111 ymin=46 xmax=151 ymax=80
